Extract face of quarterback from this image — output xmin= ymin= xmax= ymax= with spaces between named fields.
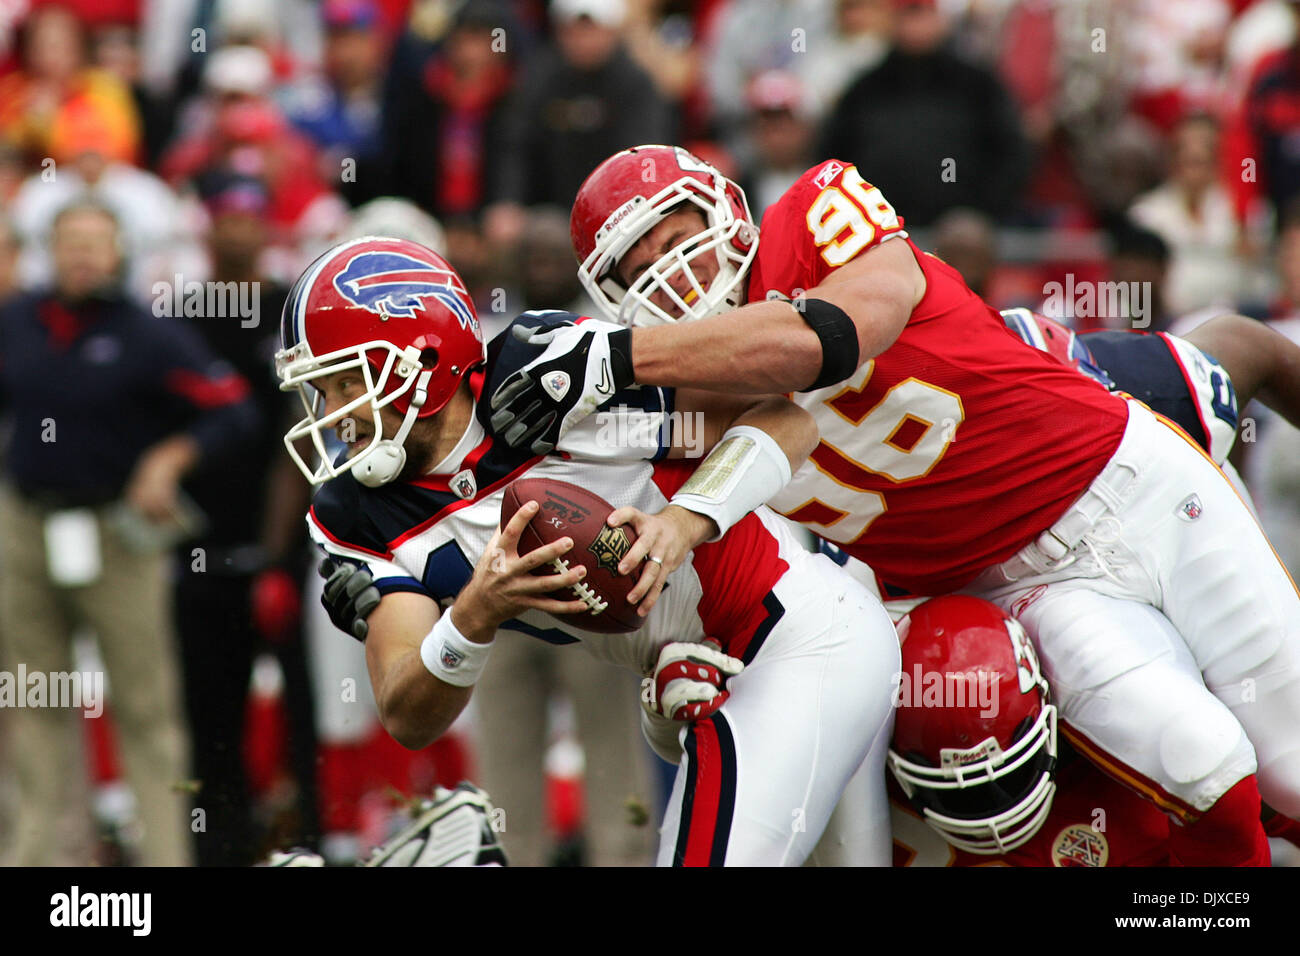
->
xmin=615 ymin=206 xmax=722 ymax=320
xmin=313 ymin=366 xmax=399 ymax=458
xmin=311 ymin=366 xmax=470 ymax=480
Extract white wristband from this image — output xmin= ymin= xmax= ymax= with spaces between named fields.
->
xmin=669 ymin=424 xmax=793 ymax=542
xmin=420 ymin=610 xmax=493 ymax=687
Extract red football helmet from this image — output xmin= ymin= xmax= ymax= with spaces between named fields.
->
xmin=570 ymin=144 xmax=758 ymax=327
xmin=889 ymin=595 xmax=1058 ymax=855
xmin=275 ymin=236 xmax=486 ymax=487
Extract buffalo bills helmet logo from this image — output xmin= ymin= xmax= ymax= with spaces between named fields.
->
xmin=335 ymin=251 xmax=479 ymax=333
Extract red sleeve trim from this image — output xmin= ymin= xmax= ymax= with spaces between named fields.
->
xmin=164 ymin=369 xmax=251 ymax=409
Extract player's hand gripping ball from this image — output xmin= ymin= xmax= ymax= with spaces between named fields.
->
xmin=499 ymin=478 xmax=646 ymax=633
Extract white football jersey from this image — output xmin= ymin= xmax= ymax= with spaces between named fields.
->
xmin=307 ymin=319 xmax=804 ymax=674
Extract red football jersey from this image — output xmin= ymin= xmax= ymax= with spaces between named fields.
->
xmin=753 ymin=160 xmax=1130 ymax=594
xmin=890 ymin=753 xmax=1172 ymax=867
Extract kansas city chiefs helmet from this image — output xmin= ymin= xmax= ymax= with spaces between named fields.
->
xmin=570 ymin=144 xmax=758 ymax=327
xmin=275 ymin=236 xmax=486 ymax=487
xmin=888 ymin=595 xmax=1058 ymax=855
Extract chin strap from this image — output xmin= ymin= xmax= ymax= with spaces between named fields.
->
xmin=355 ymin=369 xmax=434 ymax=488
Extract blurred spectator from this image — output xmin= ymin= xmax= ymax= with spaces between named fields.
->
xmin=172 ymin=173 xmax=320 ymax=866
xmin=1235 ymin=5 xmax=1300 ymax=232
xmin=1275 ymin=198 xmax=1300 ymax=318
xmin=737 ymin=70 xmax=815 ymax=219
xmin=796 ymin=0 xmax=889 ymax=121
xmin=0 ymin=4 xmax=141 ymax=167
xmin=0 ymin=216 xmax=20 ymax=302
xmin=8 ymin=123 xmax=201 ymax=302
xmin=1129 ymin=114 xmax=1271 ymax=316
xmin=160 ymin=44 xmax=349 ymax=283
xmin=93 ymin=21 xmax=177 ymax=168
xmin=623 ymin=0 xmax=700 ymax=104
xmin=444 ymin=214 xmax=510 ymax=318
xmin=486 ymin=0 xmax=673 ymax=247
xmin=0 ymin=141 xmax=26 ymax=205
xmin=138 ymin=0 xmax=326 ymax=111
xmin=345 ymin=195 xmax=447 ymax=253
xmin=472 ymin=205 xmax=654 ymax=867
xmin=932 ymin=207 xmax=997 ymax=299
xmin=0 ymin=199 xmax=257 ymax=865
xmin=819 ymin=0 xmax=1030 ymax=228
xmin=1126 ymin=0 xmax=1232 ymax=132
xmin=285 ymin=0 xmax=387 ymax=207
xmin=704 ymin=0 xmax=832 ymax=149
xmin=383 ymin=1 xmax=515 ymax=219
xmin=1108 ymin=222 xmax=1173 ymax=332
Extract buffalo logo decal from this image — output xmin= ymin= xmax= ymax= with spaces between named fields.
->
xmin=335 ymin=251 xmax=479 ymax=332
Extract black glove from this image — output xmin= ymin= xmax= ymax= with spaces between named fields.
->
xmin=488 ymin=321 xmax=634 ymax=454
xmin=319 ymin=556 xmax=381 ymax=640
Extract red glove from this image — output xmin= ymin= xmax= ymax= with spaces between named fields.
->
xmin=642 ymin=638 xmax=745 ymax=721
xmin=252 ymin=566 xmax=301 ymax=643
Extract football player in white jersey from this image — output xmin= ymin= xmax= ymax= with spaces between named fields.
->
xmin=274 ymin=237 xmax=901 ymax=866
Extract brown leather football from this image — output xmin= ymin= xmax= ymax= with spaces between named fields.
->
xmin=499 ymin=477 xmax=645 ymax=633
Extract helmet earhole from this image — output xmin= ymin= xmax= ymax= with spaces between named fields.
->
xmin=420 ymin=347 xmax=439 ymax=369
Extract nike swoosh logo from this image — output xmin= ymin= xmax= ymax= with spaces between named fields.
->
xmin=595 ymin=358 xmax=613 ymax=396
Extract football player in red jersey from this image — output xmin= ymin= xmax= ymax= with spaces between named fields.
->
xmin=488 ymin=144 xmax=1300 ymax=866
xmin=887 ymin=595 xmax=1174 ymax=867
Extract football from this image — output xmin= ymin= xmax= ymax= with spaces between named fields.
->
xmin=499 ymin=478 xmax=645 ymax=633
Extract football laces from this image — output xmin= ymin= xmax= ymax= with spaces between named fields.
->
xmin=550 ymin=557 xmax=609 ymax=615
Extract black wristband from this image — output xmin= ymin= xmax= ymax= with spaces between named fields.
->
xmin=609 ymin=327 xmax=635 ymax=390
xmin=796 ymin=298 xmax=859 ymax=391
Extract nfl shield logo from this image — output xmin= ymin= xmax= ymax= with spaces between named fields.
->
xmin=587 ymin=525 xmax=631 ymax=575
xmin=542 ymin=371 xmax=571 ymax=401
xmin=1178 ymin=495 xmax=1203 ymax=521
xmin=440 ymin=643 xmax=464 ymax=669
xmin=451 ymin=469 xmax=476 ymax=500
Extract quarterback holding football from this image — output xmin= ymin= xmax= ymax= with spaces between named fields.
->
xmin=274 ymin=237 xmax=902 ymax=866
